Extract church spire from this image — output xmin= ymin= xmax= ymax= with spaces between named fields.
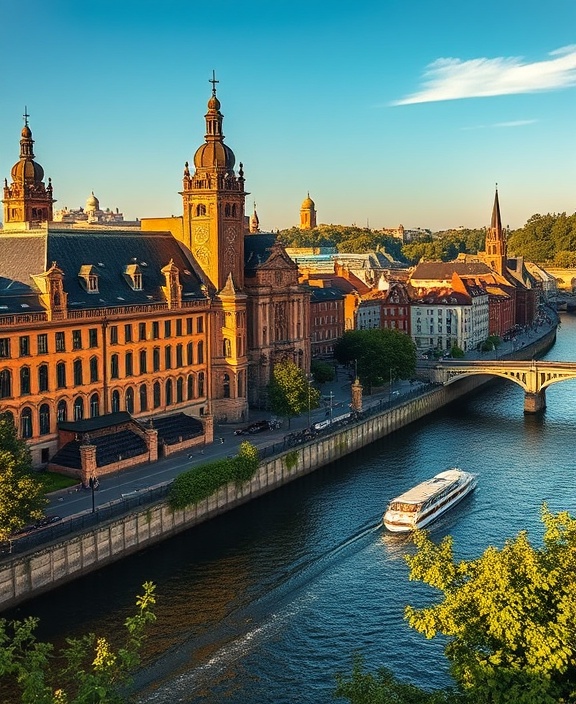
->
xmin=490 ymin=183 xmax=502 ymax=235
xmin=485 ymin=184 xmax=506 ymax=276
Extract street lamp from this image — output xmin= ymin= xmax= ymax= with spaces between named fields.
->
xmin=329 ymin=391 xmax=334 ymax=422
xmin=88 ymin=476 xmax=99 ymax=513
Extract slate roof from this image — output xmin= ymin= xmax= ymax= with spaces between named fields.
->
xmin=307 ymin=286 xmax=344 ymax=303
xmin=0 ymin=226 xmax=206 ymax=311
xmin=244 ymin=233 xmax=277 ymax=275
xmin=410 ymin=261 xmax=494 ymax=280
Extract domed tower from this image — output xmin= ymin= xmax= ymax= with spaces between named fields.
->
xmin=300 ymin=192 xmax=316 ymax=230
xmin=2 ymin=110 xmax=55 ymax=229
xmin=180 ymin=74 xmax=248 ymax=292
xmin=85 ymin=192 xmax=101 ymax=222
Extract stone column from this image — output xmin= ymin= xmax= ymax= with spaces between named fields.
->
xmin=524 ymin=389 xmax=546 ymax=413
xmin=79 ymin=442 xmax=97 ymax=486
xmin=351 ymin=378 xmax=363 ymax=412
xmin=145 ymin=428 xmax=158 ymax=462
xmin=203 ymin=414 xmax=214 ymax=444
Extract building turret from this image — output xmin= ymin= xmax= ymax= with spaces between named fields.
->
xmin=300 ymin=192 xmax=316 ymax=230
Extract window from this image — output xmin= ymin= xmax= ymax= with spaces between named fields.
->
xmin=19 ymin=336 xmax=30 ymax=357
xmin=90 ymin=356 xmax=99 ymax=382
xmin=164 ymin=320 xmax=172 ymax=338
xmin=57 ymin=400 xmax=67 ymax=423
xmin=111 ymin=390 xmax=120 ymax=413
xmin=138 ymin=322 xmax=146 ymax=341
xmin=186 ymin=318 xmax=193 ymax=335
xmin=176 ymin=377 xmax=183 ymax=403
xmin=197 ymin=340 xmax=204 ymax=364
xmin=139 ymin=350 xmax=147 ymax=374
xmin=110 ymin=354 xmax=119 ymax=379
xmin=125 ymin=351 xmax=133 ymax=376
xmin=37 ymin=333 xmax=48 ymax=355
xmin=0 ymin=338 xmax=10 ymax=358
xmin=73 ymin=397 xmax=84 ymax=421
xmin=165 ymin=379 xmax=173 ymax=406
xmin=153 ymin=348 xmax=160 ymax=372
xmin=56 ymin=362 xmax=66 ymax=388
xmin=152 ymin=321 xmax=160 ymax=340
xmin=39 ymin=404 xmax=50 ymax=435
xmin=73 ymin=360 xmax=83 ymax=386
xmin=124 ymin=324 xmax=133 ymax=343
xmin=0 ymin=369 xmax=12 ymax=398
xmin=109 ymin=326 xmax=118 ymax=345
xmin=153 ymin=382 xmax=161 ymax=408
xmin=176 ymin=344 xmax=183 ymax=367
xmin=187 ymin=374 xmax=194 ymax=400
xmin=223 ymin=373 xmax=230 ymax=398
xmin=125 ymin=387 xmax=134 ymax=414
xmin=20 ymin=367 xmax=31 ymax=395
xmin=223 ymin=339 xmax=231 ymax=357
xmin=88 ymin=328 xmax=98 ymax=348
xmin=165 ymin=345 xmax=172 ymax=370
xmin=139 ymin=384 xmax=148 ymax=412
xmin=187 ymin=342 xmax=193 ymax=366
xmin=196 ymin=204 xmax=206 ymax=216
xmin=176 ymin=319 xmax=183 ymax=337
xmin=196 ymin=317 xmax=204 ymax=334
xmin=90 ymin=393 xmax=100 ymax=418
xmin=20 ymin=407 xmax=32 ymax=438
xmin=38 ymin=364 xmax=49 ymax=392
xmin=198 ymin=371 xmax=205 ymax=397
xmin=72 ymin=330 xmax=82 ymax=350
xmin=55 ymin=331 xmax=65 ymax=352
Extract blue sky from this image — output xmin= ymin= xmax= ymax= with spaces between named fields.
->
xmin=2 ymin=0 xmax=575 ymax=232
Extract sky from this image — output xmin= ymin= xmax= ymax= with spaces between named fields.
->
xmin=1 ymin=0 xmax=575 ymax=233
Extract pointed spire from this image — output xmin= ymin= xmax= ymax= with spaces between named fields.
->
xmin=490 ymin=183 xmax=502 ymax=234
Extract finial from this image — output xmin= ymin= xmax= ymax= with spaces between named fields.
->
xmin=209 ymin=70 xmax=219 ymax=96
xmin=495 ymin=182 xmax=498 ymax=191
xmin=23 ymin=106 xmax=29 ymax=126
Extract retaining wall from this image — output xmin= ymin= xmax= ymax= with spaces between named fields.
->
xmin=0 ymin=328 xmax=556 ymax=611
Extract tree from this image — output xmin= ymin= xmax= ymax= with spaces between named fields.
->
xmin=0 ymin=581 xmax=156 ymax=703
xmin=267 ymin=360 xmax=320 ymax=427
xmin=0 ymin=412 xmax=47 ymax=541
xmin=404 ymin=506 xmax=576 ymax=704
xmin=311 ymin=359 xmax=336 ymax=384
xmin=334 ymin=329 xmax=416 ymax=392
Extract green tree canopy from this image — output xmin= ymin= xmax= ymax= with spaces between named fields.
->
xmin=404 ymin=505 xmax=576 ymax=704
xmin=267 ymin=360 xmax=321 ymax=425
xmin=0 ymin=412 xmax=47 ymax=541
xmin=0 ymin=581 xmax=156 ymax=703
xmin=310 ymin=359 xmax=336 ymax=384
xmin=334 ymin=329 xmax=416 ymax=391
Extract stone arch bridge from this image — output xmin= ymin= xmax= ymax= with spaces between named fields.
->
xmin=431 ymin=360 xmax=576 ymax=413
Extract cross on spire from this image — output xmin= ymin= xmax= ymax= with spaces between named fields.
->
xmin=209 ymin=70 xmax=219 ymax=96
xmin=23 ymin=106 xmax=29 ymax=126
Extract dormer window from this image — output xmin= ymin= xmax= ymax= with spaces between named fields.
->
xmin=124 ymin=263 xmax=143 ymax=291
xmin=79 ymin=265 xmax=99 ymax=293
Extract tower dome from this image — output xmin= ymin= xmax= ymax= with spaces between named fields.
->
xmin=86 ymin=191 xmax=100 ymax=211
xmin=301 ymin=194 xmax=315 ymax=209
xmin=192 ymin=83 xmax=236 ymax=173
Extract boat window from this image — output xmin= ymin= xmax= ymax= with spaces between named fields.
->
xmin=389 ymin=502 xmax=418 ymax=513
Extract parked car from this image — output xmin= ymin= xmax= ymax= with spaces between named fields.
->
xmin=234 ymin=420 xmax=271 ymax=436
xmin=34 ymin=515 xmax=62 ymax=529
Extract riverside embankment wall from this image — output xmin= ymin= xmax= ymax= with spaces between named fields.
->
xmin=0 ymin=328 xmax=556 ymax=611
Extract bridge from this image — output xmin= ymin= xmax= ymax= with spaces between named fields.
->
xmin=431 ymin=360 xmax=576 ymax=412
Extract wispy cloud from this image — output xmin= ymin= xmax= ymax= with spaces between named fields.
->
xmin=393 ymin=46 xmax=576 ymax=105
xmin=460 ymin=119 xmax=538 ymax=130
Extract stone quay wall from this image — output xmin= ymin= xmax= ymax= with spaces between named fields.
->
xmin=0 ymin=328 xmax=556 ymax=611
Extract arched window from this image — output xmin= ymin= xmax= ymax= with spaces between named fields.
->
xmin=153 ymin=347 xmax=160 ymax=372
xmin=225 ymin=203 xmax=231 ymax=216
xmin=20 ymin=407 xmax=32 ymax=438
xmin=110 ymin=354 xmax=119 ymax=379
xmin=20 ymin=367 xmax=31 ymax=395
xmin=73 ymin=360 xmax=83 ymax=386
xmin=2 ymin=410 xmax=15 ymax=427
xmin=176 ymin=344 xmax=183 ymax=367
xmin=165 ymin=345 xmax=172 ymax=370
xmin=0 ymin=370 xmax=11 ymax=399
xmin=187 ymin=374 xmax=195 ymax=400
xmin=57 ymin=400 xmax=67 ymax=423
xmin=111 ymin=390 xmax=120 ymax=413
xmin=165 ymin=379 xmax=173 ymax=406
xmin=176 ymin=377 xmax=184 ymax=403
xmin=139 ymin=350 xmax=147 ymax=374
xmin=90 ymin=393 xmax=100 ymax=418
xmin=187 ymin=342 xmax=193 ymax=365
xmin=125 ymin=387 xmax=134 ymax=414
xmin=125 ymin=351 xmax=133 ymax=376
xmin=223 ymin=373 xmax=231 ymax=398
xmin=56 ymin=362 xmax=66 ymax=388
xmin=196 ymin=204 xmax=206 ymax=216
xmin=197 ymin=340 xmax=204 ymax=364
xmin=153 ymin=381 xmax=161 ymax=408
xmin=139 ymin=384 xmax=148 ymax=412
xmin=39 ymin=403 xmax=50 ymax=435
xmin=198 ymin=371 xmax=205 ymax=397
xmin=223 ymin=338 xmax=231 ymax=357
xmin=90 ymin=356 xmax=99 ymax=383
xmin=73 ymin=397 xmax=84 ymax=421
xmin=38 ymin=364 xmax=49 ymax=392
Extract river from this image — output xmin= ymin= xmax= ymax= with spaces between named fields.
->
xmin=9 ymin=312 xmax=576 ymax=703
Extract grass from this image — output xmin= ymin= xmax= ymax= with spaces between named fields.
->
xmin=37 ymin=471 xmax=80 ymax=494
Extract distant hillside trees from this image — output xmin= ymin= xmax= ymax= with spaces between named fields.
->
xmin=507 ymin=212 xmax=576 ymax=264
xmin=402 ymin=228 xmax=485 ymax=264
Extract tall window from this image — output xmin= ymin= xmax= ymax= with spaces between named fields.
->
xmin=90 ymin=356 xmax=99 ymax=382
xmin=88 ymin=328 xmax=98 ymax=348
xmin=197 ymin=317 xmax=204 ymax=334
xmin=37 ymin=333 xmax=48 ymax=355
xmin=124 ymin=324 xmax=133 ymax=343
xmin=164 ymin=320 xmax=172 ymax=338
xmin=125 ymin=351 xmax=133 ymax=376
xmin=90 ymin=393 xmax=100 ymax=417
xmin=165 ymin=379 xmax=173 ymax=406
xmin=223 ymin=373 xmax=231 ymax=398
xmin=198 ymin=371 xmax=205 ymax=397
xmin=165 ymin=345 xmax=172 ymax=370
xmin=223 ymin=339 xmax=231 ymax=357
xmin=187 ymin=342 xmax=193 ymax=365
xmin=187 ymin=374 xmax=194 ymax=400
xmin=0 ymin=338 xmax=10 ymax=358
xmin=38 ymin=364 xmax=49 ymax=392
xmin=125 ymin=387 xmax=134 ymax=414
xmin=153 ymin=347 xmax=160 ymax=372
xmin=39 ymin=404 xmax=50 ymax=435
xmin=197 ymin=340 xmax=204 ymax=364
xmin=152 ymin=321 xmax=160 ymax=340
xmin=20 ymin=407 xmax=32 ymax=438
xmin=55 ymin=331 xmax=65 ymax=352
xmin=153 ymin=382 xmax=161 ymax=408
xmin=139 ymin=384 xmax=148 ymax=412
xmin=176 ymin=377 xmax=184 ymax=403
xmin=57 ymin=400 xmax=67 ymax=422
xmin=139 ymin=350 xmax=147 ymax=374
xmin=73 ymin=397 xmax=84 ymax=421
xmin=72 ymin=330 xmax=82 ymax=350
xmin=73 ymin=360 xmax=83 ymax=386
xmin=20 ymin=367 xmax=31 ymax=395
xmin=0 ymin=369 xmax=12 ymax=398
xmin=56 ymin=362 xmax=66 ymax=388
xmin=176 ymin=319 xmax=183 ymax=336
xmin=111 ymin=390 xmax=120 ymax=413
xmin=111 ymin=354 xmax=119 ymax=379
xmin=138 ymin=322 xmax=146 ymax=341
xmin=109 ymin=326 xmax=118 ymax=344
xmin=186 ymin=318 xmax=193 ymax=335
xmin=19 ymin=336 xmax=30 ymax=357
xmin=176 ymin=344 xmax=183 ymax=367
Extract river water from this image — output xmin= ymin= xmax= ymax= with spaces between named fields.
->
xmin=11 ymin=313 xmax=576 ymax=703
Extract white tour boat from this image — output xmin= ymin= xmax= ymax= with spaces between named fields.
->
xmin=383 ymin=469 xmax=477 ymax=532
